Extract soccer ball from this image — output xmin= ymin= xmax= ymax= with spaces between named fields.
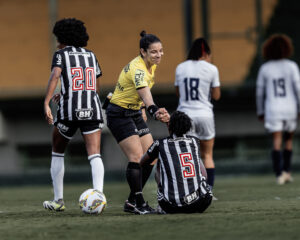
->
xmin=79 ymin=189 xmax=107 ymax=214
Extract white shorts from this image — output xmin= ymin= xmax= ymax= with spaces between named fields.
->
xmin=188 ymin=116 xmax=215 ymax=140
xmin=265 ymin=119 xmax=297 ymax=133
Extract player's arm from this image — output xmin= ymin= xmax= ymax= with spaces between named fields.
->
xmin=140 ymin=140 xmax=159 ymax=167
xmin=137 ymin=87 xmax=170 ymax=123
xmin=211 ymin=87 xmax=221 ymax=101
xmin=175 ymin=86 xmax=180 ymax=97
xmin=44 ymin=67 xmax=62 ymax=125
xmin=256 ymin=67 xmax=265 ymax=121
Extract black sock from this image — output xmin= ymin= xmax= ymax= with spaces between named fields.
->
xmin=141 ymin=164 xmax=154 ymax=189
xmin=271 ymin=150 xmax=282 ymax=176
xmin=283 ymin=149 xmax=292 ymax=172
xmin=126 ymin=162 xmax=145 ymax=206
xmin=206 ymin=168 xmax=215 ymax=189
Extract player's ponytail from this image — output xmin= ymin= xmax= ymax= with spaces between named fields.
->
xmin=187 ymin=38 xmax=211 ymax=60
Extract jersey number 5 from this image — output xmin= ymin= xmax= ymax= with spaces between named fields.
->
xmin=71 ymin=67 xmax=96 ymax=91
xmin=179 ymin=153 xmax=196 ymax=178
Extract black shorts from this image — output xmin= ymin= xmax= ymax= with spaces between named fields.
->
xmin=158 ymin=190 xmax=212 ymax=214
xmin=106 ymin=103 xmax=150 ymax=143
xmin=54 ymin=119 xmax=104 ymax=139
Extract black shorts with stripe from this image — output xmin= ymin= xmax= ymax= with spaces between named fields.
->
xmin=54 ymin=119 xmax=103 ymax=139
xmin=106 ymin=103 xmax=150 ymax=143
xmin=158 ymin=189 xmax=212 ymax=214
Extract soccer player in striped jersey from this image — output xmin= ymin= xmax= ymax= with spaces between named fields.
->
xmin=140 ymin=111 xmax=212 ymax=214
xmin=256 ymin=34 xmax=300 ymax=185
xmin=43 ymin=18 xmax=105 ymax=211
xmin=105 ymin=31 xmax=169 ymax=214
xmin=174 ymin=38 xmax=221 ymax=194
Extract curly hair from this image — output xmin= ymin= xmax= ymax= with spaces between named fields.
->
xmin=53 ymin=18 xmax=89 ymax=47
xmin=168 ymin=111 xmax=192 ymax=137
xmin=139 ymin=30 xmax=161 ymax=52
xmin=187 ymin=38 xmax=211 ymax=60
xmin=262 ymin=34 xmax=294 ymax=60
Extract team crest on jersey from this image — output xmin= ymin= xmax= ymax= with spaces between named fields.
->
xmin=56 ymin=54 xmax=62 ymax=65
xmin=75 ymin=108 xmax=93 ymax=120
xmin=135 ymin=69 xmax=145 ymax=86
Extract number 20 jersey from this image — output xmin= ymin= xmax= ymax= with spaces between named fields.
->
xmin=175 ymin=60 xmax=220 ymax=117
xmin=256 ymin=59 xmax=300 ymax=120
xmin=51 ymin=46 xmax=103 ymax=122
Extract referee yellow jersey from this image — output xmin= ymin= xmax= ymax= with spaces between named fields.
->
xmin=110 ymin=56 xmax=156 ymax=110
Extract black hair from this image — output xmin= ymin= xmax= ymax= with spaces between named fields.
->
xmin=262 ymin=34 xmax=294 ymax=60
xmin=187 ymin=38 xmax=211 ymax=60
xmin=168 ymin=111 xmax=192 ymax=137
xmin=53 ymin=18 xmax=89 ymax=48
xmin=139 ymin=30 xmax=161 ymax=52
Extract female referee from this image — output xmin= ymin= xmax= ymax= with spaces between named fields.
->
xmin=175 ymin=38 xmax=221 ymax=194
xmin=105 ymin=31 xmax=170 ymax=214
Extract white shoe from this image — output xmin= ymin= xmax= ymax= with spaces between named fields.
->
xmin=43 ymin=199 xmax=65 ymax=211
xmin=277 ymin=174 xmax=285 ymax=185
xmin=282 ymin=171 xmax=293 ymax=183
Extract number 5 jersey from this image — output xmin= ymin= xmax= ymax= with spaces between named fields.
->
xmin=51 ymin=46 xmax=103 ymax=122
xmin=175 ymin=60 xmax=220 ymax=118
xmin=256 ymin=59 xmax=300 ymax=120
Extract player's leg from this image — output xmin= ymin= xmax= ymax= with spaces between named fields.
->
xmin=82 ymin=128 xmax=104 ymax=192
xmin=271 ymin=131 xmax=283 ymax=183
xmin=282 ymin=131 xmax=294 ymax=183
xmin=44 ymin=126 xmax=70 ymax=211
xmin=200 ymin=138 xmax=215 ymax=190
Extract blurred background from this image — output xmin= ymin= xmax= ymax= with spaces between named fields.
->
xmin=1 ymin=0 xmax=300 ymax=185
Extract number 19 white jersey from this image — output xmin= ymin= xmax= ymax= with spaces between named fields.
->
xmin=175 ymin=60 xmax=220 ymax=117
xmin=256 ymin=59 xmax=300 ymax=120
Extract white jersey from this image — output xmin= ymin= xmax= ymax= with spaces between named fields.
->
xmin=175 ymin=60 xmax=220 ymax=117
xmin=256 ymin=59 xmax=300 ymax=120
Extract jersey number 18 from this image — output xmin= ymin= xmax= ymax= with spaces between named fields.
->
xmin=184 ymin=78 xmax=200 ymax=101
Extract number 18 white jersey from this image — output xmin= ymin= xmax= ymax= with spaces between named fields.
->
xmin=256 ymin=59 xmax=300 ymax=120
xmin=175 ymin=60 xmax=220 ymax=117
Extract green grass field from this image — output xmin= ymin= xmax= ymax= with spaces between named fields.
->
xmin=1 ymin=174 xmax=300 ymax=240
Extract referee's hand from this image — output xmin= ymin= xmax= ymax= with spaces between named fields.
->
xmin=155 ymin=108 xmax=170 ymax=123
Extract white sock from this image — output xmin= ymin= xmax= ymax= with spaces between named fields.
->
xmin=51 ymin=152 xmax=65 ymax=201
xmin=89 ymin=154 xmax=104 ymax=192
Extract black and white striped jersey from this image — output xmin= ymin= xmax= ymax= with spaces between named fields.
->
xmin=147 ymin=134 xmax=210 ymax=207
xmin=51 ymin=46 xmax=103 ymax=122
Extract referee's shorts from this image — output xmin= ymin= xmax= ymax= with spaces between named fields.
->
xmin=158 ymin=190 xmax=212 ymax=214
xmin=106 ymin=103 xmax=150 ymax=143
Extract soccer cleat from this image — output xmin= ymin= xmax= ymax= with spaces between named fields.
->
xmin=43 ymin=199 xmax=65 ymax=211
xmin=276 ymin=174 xmax=285 ymax=185
xmin=282 ymin=171 xmax=293 ymax=183
xmin=133 ymin=202 xmax=156 ymax=215
xmin=212 ymin=195 xmax=218 ymax=201
xmin=156 ymin=205 xmax=166 ymax=214
xmin=123 ymin=200 xmax=136 ymax=213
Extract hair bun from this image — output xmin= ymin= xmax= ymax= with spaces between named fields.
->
xmin=140 ymin=30 xmax=146 ymax=38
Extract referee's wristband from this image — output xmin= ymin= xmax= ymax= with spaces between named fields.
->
xmin=147 ymin=105 xmax=159 ymax=119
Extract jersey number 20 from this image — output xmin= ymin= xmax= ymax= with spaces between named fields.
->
xmin=179 ymin=153 xmax=196 ymax=178
xmin=71 ymin=67 xmax=96 ymax=91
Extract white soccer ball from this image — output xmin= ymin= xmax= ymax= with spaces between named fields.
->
xmin=79 ymin=189 xmax=107 ymax=214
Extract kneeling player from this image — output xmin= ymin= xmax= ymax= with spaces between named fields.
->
xmin=140 ymin=111 xmax=212 ymax=214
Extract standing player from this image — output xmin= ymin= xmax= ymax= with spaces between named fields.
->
xmin=175 ymin=38 xmax=220 ymax=193
xmin=256 ymin=34 xmax=300 ymax=185
xmin=105 ymin=31 xmax=169 ymax=214
xmin=140 ymin=111 xmax=212 ymax=214
xmin=43 ymin=18 xmax=105 ymax=211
